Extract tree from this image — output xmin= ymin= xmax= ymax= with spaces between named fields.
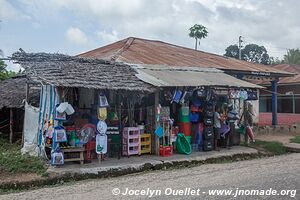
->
xmin=0 ymin=50 xmax=16 ymax=81
xmin=188 ymin=24 xmax=208 ymax=50
xmin=284 ymin=49 xmax=300 ymax=65
xmin=224 ymin=45 xmax=240 ymax=59
xmin=224 ymin=43 xmax=271 ymax=65
xmin=242 ymin=44 xmax=270 ymax=65
xmin=269 ymin=57 xmax=283 ymax=65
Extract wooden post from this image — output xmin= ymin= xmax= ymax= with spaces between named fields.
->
xmin=154 ymin=90 xmax=160 ymax=155
xmin=9 ymin=108 xmax=13 ymax=144
xmin=271 ymin=79 xmax=278 ymax=125
xmin=118 ymin=91 xmax=122 ymax=159
xmin=25 ymin=83 xmax=29 ymax=102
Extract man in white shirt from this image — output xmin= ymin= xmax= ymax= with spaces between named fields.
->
xmin=214 ymin=107 xmax=221 ymax=151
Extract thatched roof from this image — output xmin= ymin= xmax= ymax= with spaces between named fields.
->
xmin=0 ymin=75 xmax=40 ymax=109
xmin=11 ymin=52 xmax=155 ymax=92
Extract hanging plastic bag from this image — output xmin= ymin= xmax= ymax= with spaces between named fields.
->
xmin=65 ymin=104 xmax=75 ymax=115
xmin=51 ymin=148 xmax=64 ymax=166
xmin=55 ymin=106 xmax=66 ymax=120
xmin=171 ymin=89 xmax=182 ymax=103
xmin=96 ymin=134 xmax=107 ymax=154
xmin=99 ymin=94 xmax=109 ymax=107
xmin=56 ymin=102 xmax=74 ymax=115
xmin=54 ymin=126 xmax=67 ymax=142
xmin=98 ymin=107 xmax=107 ymax=120
xmin=97 ymin=120 xmax=108 ymax=134
xmin=56 ymin=102 xmax=68 ymax=113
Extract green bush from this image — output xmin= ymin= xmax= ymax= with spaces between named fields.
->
xmin=251 ymin=140 xmax=287 ymax=155
xmin=0 ymin=138 xmax=46 ymax=174
xmin=290 ymin=135 xmax=300 ymax=144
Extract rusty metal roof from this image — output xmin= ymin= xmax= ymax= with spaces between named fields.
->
xmin=133 ymin=64 xmax=263 ymax=88
xmin=250 ymin=64 xmax=300 ymax=85
xmin=79 ymin=37 xmax=293 ymax=77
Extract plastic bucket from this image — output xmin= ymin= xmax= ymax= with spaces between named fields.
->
xmin=179 ymin=107 xmax=190 ymax=122
xmin=176 ymin=133 xmax=192 ymax=155
xmin=178 ymin=122 xmax=191 ymax=136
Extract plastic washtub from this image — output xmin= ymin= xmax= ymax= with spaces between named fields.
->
xmin=176 ymin=133 xmax=192 ymax=155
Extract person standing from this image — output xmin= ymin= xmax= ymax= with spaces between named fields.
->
xmin=214 ymin=107 xmax=221 ymax=151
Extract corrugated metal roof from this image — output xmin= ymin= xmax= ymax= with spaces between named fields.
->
xmin=79 ymin=37 xmax=293 ymax=77
xmin=251 ymin=64 xmax=300 ymax=85
xmin=133 ymin=64 xmax=263 ymax=88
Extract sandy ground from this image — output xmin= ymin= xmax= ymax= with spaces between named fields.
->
xmin=1 ymin=153 xmax=299 ymax=200
xmin=255 ymin=134 xmax=295 ymax=144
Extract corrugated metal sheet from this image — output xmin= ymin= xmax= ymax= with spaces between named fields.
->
xmin=79 ymin=37 xmax=293 ymax=77
xmin=251 ymin=64 xmax=300 ymax=85
xmin=134 ymin=65 xmax=263 ymax=88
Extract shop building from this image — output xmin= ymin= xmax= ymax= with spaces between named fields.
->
xmin=11 ymin=51 xmax=266 ymax=166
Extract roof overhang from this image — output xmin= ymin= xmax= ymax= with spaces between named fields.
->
xmin=132 ymin=64 xmax=263 ymax=89
xmin=222 ymin=69 xmax=295 ymax=78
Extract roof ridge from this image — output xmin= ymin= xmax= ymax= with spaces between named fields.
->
xmin=111 ymin=37 xmax=135 ymax=61
xmin=128 ymin=37 xmax=236 ymax=61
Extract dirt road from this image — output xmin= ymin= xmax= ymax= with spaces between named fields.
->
xmin=1 ymin=153 xmax=299 ymax=200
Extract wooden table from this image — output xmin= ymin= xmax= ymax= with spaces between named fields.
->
xmin=62 ymin=147 xmax=85 ymax=165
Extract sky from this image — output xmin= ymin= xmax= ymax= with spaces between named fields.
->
xmin=0 ymin=0 xmax=299 ymax=71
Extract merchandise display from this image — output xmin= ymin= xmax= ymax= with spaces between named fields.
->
xmin=41 ymin=85 xmax=256 ymax=167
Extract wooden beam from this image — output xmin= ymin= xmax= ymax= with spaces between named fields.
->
xmin=271 ymin=79 xmax=278 ymax=125
xmin=154 ymin=90 xmax=160 ymax=155
xmin=9 ymin=108 xmax=13 ymax=144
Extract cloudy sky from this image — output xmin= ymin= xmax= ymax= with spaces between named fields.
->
xmin=0 ymin=0 xmax=299 ymax=71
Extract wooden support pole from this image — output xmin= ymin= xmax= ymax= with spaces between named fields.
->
xmin=271 ymin=79 xmax=278 ymax=126
xmin=25 ymin=83 xmax=29 ymax=102
xmin=154 ymin=90 xmax=160 ymax=155
xmin=9 ymin=108 xmax=13 ymax=144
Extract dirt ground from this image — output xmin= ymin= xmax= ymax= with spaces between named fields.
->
xmin=2 ymin=153 xmax=299 ymax=200
xmin=255 ymin=134 xmax=296 ymax=144
xmin=0 ymin=168 xmax=44 ymax=185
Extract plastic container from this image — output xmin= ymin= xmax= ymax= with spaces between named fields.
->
xmin=160 ymin=145 xmax=173 ymax=157
xmin=179 ymin=107 xmax=190 ymax=122
xmin=178 ymin=122 xmax=192 ymax=136
xmin=176 ymin=133 xmax=192 ymax=155
xmin=186 ymin=136 xmax=191 ymax=144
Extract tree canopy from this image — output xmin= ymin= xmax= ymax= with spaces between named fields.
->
xmin=0 ymin=50 xmax=16 ymax=81
xmin=188 ymin=24 xmax=208 ymax=50
xmin=224 ymin=43 xmax=271 ymax=65
xmin=284 ymin=49 xmax=300 ymax=65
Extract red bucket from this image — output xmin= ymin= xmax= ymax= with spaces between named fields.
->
xmin=178 ymin=122 xmax=192 ymax=136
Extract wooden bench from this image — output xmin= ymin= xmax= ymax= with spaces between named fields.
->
xmin=62 ymin=147 xmax=85 ymax=165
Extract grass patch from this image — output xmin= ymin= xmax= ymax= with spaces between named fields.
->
xmin=290 ymin=135 xmax=300 ymax=144
xmin=249 ymin=140 xmax=287 ymax=155
xmin=0 ymin=138 xmax=46 ymax=174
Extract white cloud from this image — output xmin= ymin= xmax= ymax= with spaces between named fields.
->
xmin=1 ymin=0 xmax=300 ymax=61
xmin=65 ymin=27 xmax=89 ymax=46
xmin=96 ymin=30 xmax=119 ymax=44
xmin=0 ymin=0 xmax=21 ymax=20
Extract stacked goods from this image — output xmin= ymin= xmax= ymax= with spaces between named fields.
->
xmin=190 ymin=104 xmax=204 ymax=151
xmin=122 ymin=127 xmax=141 ymax=157
xmin=203 ymin=104 xmax=214 ymax=151
xmin=178 ymin=106 xmax=191 ymax=136
xmin=140 ymin=134 xmax=151 ymax=154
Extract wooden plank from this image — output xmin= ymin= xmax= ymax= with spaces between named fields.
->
xmin=64 ymin=158 xmax=83 ymax=162
xmin=62 ymin=147 xmax=85 ymax=152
